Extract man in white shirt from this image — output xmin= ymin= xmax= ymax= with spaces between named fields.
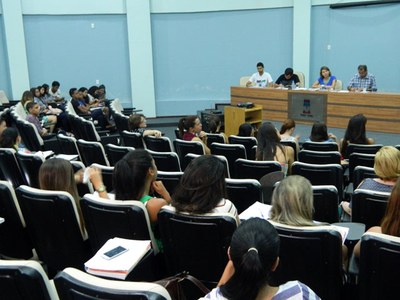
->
xmin=48 ymin=80 xmax=65 ymax=103
xmin=246 ymin=62 xmax=273 ymax=88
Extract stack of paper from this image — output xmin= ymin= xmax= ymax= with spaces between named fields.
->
xmin=239 ymin=201 xmax=272 ymax=221
xmin=84 ymin=237 xmax=151 ymax=280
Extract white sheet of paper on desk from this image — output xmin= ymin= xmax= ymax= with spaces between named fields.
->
xmin=330 ymin=225 xmax=350 ymax=245
xmin=239 ymin=201 xmax=272 ymax=220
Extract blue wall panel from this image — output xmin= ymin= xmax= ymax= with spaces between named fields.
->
xmin=0 ymin=15 xmax=11 ymax=97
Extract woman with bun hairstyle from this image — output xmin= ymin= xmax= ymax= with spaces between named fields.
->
xmin=178 ymin=115 xmax=210 ymax=154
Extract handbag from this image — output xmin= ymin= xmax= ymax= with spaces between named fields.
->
xmin=155 ymin=271 xmax=210 ymax=300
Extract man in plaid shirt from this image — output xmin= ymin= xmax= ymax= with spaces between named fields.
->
xmin=347 ymin=64 xmax=377 ymax=91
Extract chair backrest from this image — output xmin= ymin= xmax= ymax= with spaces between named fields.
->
xmin=15 ymin=185 xmax=88 ymax=277
xmin=0 ymin=260 xmax=59 ymax=300
xmin=312 ymin=185 xmax=339 ymax=223
xmin=143 ymin=135 xmax=173 ymax=152
xmin=11 ymin=102 xmax=27 ymax=120
xmin=0 ymin=148 xmax=27 ymax=188
xmin=184 ymin=153 xmax=230 ymax=178
xmin=259 ymin=171 xmax=285 ymax=204
xmin=348 ymin=152 xmax=375 ymax=182
xmin=301 ymin=141 xmax=339 ymax=152
xmin=0 ymin=181 xmax=33 ymax=259
xmin=80 ymin=194 xmax=158 ymax=254
xmin=395 ymin=144 xmax=400 ymax=151
xmin=291 ymin=162 xmax=344 ymax=201
xmin=77 ymin=139 xmax=109 ymax=167
xmin=79 ymin=118 xmax=101 ymax=142
xmin=156 ymin=171 xmax=183 ymax=196
xmin=335 ymin=79 xmax=343 ymax=90
xmin=113 ymin=112 xmax=129 ymax=134
xmin=280 ymin=140 xmax=298 ymax=161
xmin=210 ymin=143 xmax=246 ymax=178
xmin=225 ymin=178 xmax=262 ymax=214
xmin=359 ymin=232 xmax=400 ymax=300
xmin=206 ymin=133 xmax=225 ymax=147
xmin=228 ymin=135 xmax=258 ymax=160
xmin=17 ymin=120 xmax=44 ymax=152
xmin=0 ymin=90 xmax=10 ymax=105
xmin=90 ymin=163 xmax=114 ymax=192
xmin=234 ymin=158 xmax=282 ymax=180
xmin=54 ymin=267 xmax=171 ymax=300
xmin=239 ymin=76 xmax=251 ymax=87
xmin=270 ymin=222 xmax=343 ymax=300
xmin=173 ymin=139 xmax=205 ymax=170
xmin=146 ymin=149 xmax=181 ymax=172
xmin=121 ymin=130 xmax=145 ymax=149
xmin=298 ymin=149 xmax=341 ymax=165
xmin=353 ymin=166 xmax=376 ymax=190
xmin=345 ymin=143 xmax=383 ymax=158
xmin=294 ymin=71 xmax=305 ymax=88
xmin=57 ymin=134 xmax=81 ymax=158
xmin=158 ymin=206 xmax=237 ymax=284
xmin=16 ymin=152 xmax=45 ymax=188
xmin=105 ymin=144 xmax=134 ymax=166
xmin=351 ymin=189 xmax=390 ymax=230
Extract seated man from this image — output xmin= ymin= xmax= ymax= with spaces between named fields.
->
xmin=347 ymin=64 xmax=377 ymax=92
xmin=275 ymin=67 xmax=300 ymax=88
xmin=48 ymin=80 xmax=65 ymax=103
xmin=246 ymin=62 xmax=273 ymax=88
xmin=25 ymin=101 xmax=55 ymax=138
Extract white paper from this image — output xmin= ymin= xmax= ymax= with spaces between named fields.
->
xmin=239 ymin=202 xmax=272 ymax=220
xmin=330 ymin=225 xmax=350 ymax=245
xmin=55 ymin=154 xmax=79 ymax=161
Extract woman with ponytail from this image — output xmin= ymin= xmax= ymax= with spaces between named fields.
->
xmin=203 ymin=218 xmax=320 ymax=300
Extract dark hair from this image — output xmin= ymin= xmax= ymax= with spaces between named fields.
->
xmin=178 ymin=116 xmax=198 ymax=138
xmin=25 ymin=101 xmax=38 ymax=112
xmin=69 ymin=88 xmax=77 ymax=97
xmin=51 ymin=81 xmax=60 ymax=87
xmin=358 ymin=65 xmax=368 ymax=72
xmin=284 ymin=68 xmax=293 ymax=76
xmin=172 ymin=155 xmax=227 ymax=214
xmin=79 ymin=87 xmax=89 ymax=102
xmin=341 ymin=114 xmax=368 ymax=157
xmin=238 ymin=123 xmax=253 ymax=137
xmin=220 ymin=218 xmax=280 ymax=300
xmin=0 ymin=127 xmax=19 ymax=149
xmin=381 ymin=178 xmax=400 ymax=237
xmin=280 ymin=119 xmax=295 ymax=134
xmin=310 ymin=122 xmax=329 ymax=142
xmin=88 ymin=86 xmax=99 ymax=97
xmin=208 ymin=115 xmax=221 ymax=133
xmin=21 ymin=90 xmax=34 ymax=107
xmin=256 ymin=62 xmax=264 ymax=68
xmin=30 ymin=87 xmax=39 ymax=98
xmin=319 ymin=66 xmax=331 ymax=78
xmin=128 ymin=114 xmax=145 ymax=131
xmin=113 ymin=150 xmax=154 ymax=200
xmin=256 ymin=122 xmax=284 ymax=161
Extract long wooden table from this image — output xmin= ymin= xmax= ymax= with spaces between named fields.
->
xmin=230 ymin=86 xmax=400 ymax=134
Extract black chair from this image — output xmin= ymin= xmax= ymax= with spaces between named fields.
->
xmin=359 ymin=232 xmax=400 ymax=300
xmin=302 ymin=141 xmax=339 ymax=152
xmin=54 ymin=267 xmax=171 ymax=300
xmin=156 ymin=171 xmax=183 ymax=196
xmin=90 ymin=164 xmax=114 ymax=193
xmin=298 ymin=150 xmax=341 ymax=165
xmin=173 ymin=139 xmax=206 ymax=170
xmin=234 ymin=158 xmax=282 ymax=180
xmin=228 ymin=135 xmax=258 ymax=160
xmin=395 ymin=144 xmax=400 ymax=151
xmin=80 ymin=194 xmax=159 ymax=254
xmin=158 ymin=206 xmax=237 ymax=286
xmin=112 ymin=112 xmax=129 ymax=134
xmin=105 ymin=144 xmax=134 ymax=166
xmin=15 ymin=185 xmax=90 ymax=277
xmin=0 ymin=148 xmax=27 ymax=188
xmin=291 ymin=162 xmax=344 ymax=201
xmin=0 ymin=260 xmax=59 ymax=300
xmin=79 ymin=117 xmax=119 ymax=146
xmin=146 ymin=150 xmax=181 ymax=172
xmin=121 ymin=130 xmax=145 ymax=148
xmin=353 ymin=166 xmax=376 ymax=190
xmin=280 ymin=140 xmax=298 ymax=161
xmin=206 ymin=133 xmax=225 ymax=148
xmin=270 ymin=222 xmax=343 ymax=300
xmin=225 ymin=178 xmax=262 ymax=214
xmin=210 ymin=143 xmax=246 ymax=177
xmin=184 ymin=153 xmax=230 ymax=178
xmin=57 ymin=133 xmax=81 ymax=159
xmin=0 ymin=181 xmax=34 ymax=259
xmin=143 ymin=135 xmax=173 ymax=152
xmin=351 ymin=189 xmax=390 ymax=230
xmin=16 ymin=152 xmax=46 ymax=188
xmin=312 ymin=185 xmax=340 ymax=223
xmin=259 ymin=171 xmax=285 ymax=205
xmin=345 ymin=143 xmax=383 ymax=158
xmin=77 ymin=139 xmax=110 ymax=167
xmin=348 ymin=152 xmax=375 ymax=183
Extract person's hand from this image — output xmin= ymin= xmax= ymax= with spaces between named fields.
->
xmin=294 ymin=134 xmax=301 ymax=141
xmin=328 ymin=133 xmax=337 ymax=141
xmin=41 ymin=128 xmax=48 ymax=136
xmin=153 ymin=130 xmax=162 ymax=137
xmin=87 ymin=166 xmax=104 ymax=190
xmin=152 ymin=181 xmax=171 ymax=202
xmin=198 ymin=131 xmax=207 ymax=139
xmin=74 ymin=169 xmax=84 ymax=183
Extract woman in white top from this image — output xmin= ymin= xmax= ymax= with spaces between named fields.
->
xmin=279 ymin=118 xmax=300 ymax=154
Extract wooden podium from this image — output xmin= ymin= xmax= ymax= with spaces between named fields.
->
xmin=224 ymin=104 xmax=262 ymax=137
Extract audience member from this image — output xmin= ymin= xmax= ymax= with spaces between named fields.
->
xmin=347 ymin=64 xmax=377 ymax=92
xmin=0 ymin=115 xmax=7 ymax=136
xmin=128 ymin=114 xmax=162 ymax=137
xmin=306 ymin=122 xmax=338 ymax=143
xmin=207 ymin=114 xmax=228 ymax=143
xmin=48 ymin=80 xmax=65 ymax=102
xmin=274 ymin=67 xmax=300 ymax=88
xmin=256 ymin=122 xmax=294 ymax=175
xmin=21 ymin=90 xmax=34 ymax=109
xmin=178 ymin=116 xmax=210 ymax=154
xmin=203 ymin=218 xmax=320 ymax=300
xmin=40 ymin=84 xmax=52 ymax=104
xmin=237 ymin=123 xmax=254 ymax=137
xmin=312 ymin=66 xmax=337 ymax=89
xmin=172 ymin=155 xmax=238 ymax=219
xmin=25 ymin=101 xmax=54 ymax=136
xmin=279 ymin=118 xmax=300 ymax=147
xmin=340 ymin=114 xmax=375 ymax=158
xmin=246 ymin=62 xmax=273 ymax=88
xmin=341 ymin=146 xmax=400 ymax=216
xmin=0 ymin=127 xmax=21 ymax=150
xmin=30 ymin=86 xmax=58 ymax=128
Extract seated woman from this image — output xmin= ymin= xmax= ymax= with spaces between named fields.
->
xmin=340 ymin=114 xmax=375 ymax=159
xmin=306 ymin=122 xmax=338 ymax=145
xmin=207 ymin=114 xmax=228 ymax=143
xmin=312 ymin=66 xmax=337 ymax=89
xmin=0 ymin=127 xmax=21 ymax=150
xmin=279 ymin=118 xmax=300 ymax=154
xmin=237 ymin=123 xmax=254 ymax=137
xmin=203 ymin=218 xmax=320 ymax=300
xmin=178 ymin=116 xmax=210 ymax=154
xmin=128 ymin=113 xmax=162 ymax=137
xmin=341 ymin=146 xmax=400 ymax=217
xmin=172 ymin=155 xmax=238 ymax=220
xmin=354 ymin=177 xmax=400 ymax=258
xmin=256 ymin=122 xmax=294 ymax=175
